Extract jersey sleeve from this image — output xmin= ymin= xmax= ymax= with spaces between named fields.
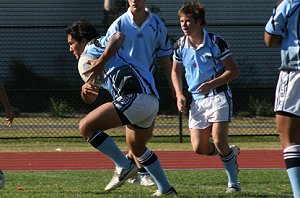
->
xmin=106 ymin=16 xmax=122 ymax=38
xmin=215 ymin=36 xmax=231 ymax=61
xmin=265 ymin=1 xmax=288 ymax=37
xmin=172 ymin=38 xmax=183 ymax=63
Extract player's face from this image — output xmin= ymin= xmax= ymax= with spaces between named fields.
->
xmin=67 ymin=35 xmax=86 ymax=60
xmin=179 ymin=14 xmax=202 ymax=36
xmin=128 ymin=0 xmax=146 ymax=13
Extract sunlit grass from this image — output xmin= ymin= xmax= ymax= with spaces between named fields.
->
xmin=0 ymin=169 xmax=291 ymax=198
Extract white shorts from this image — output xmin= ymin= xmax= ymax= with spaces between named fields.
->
xmin=113 ymin=93 xmax=159 ymax=128
xmin=189 ymin=91 xmax=232 ymax=129
xmin=274 ymin=70 xmax=300 ymax=116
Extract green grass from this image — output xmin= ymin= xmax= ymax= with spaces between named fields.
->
xmin=0 ymin=136 xmax=287 ymax=197
xmin=1 ymin=170 xmax=292 ymax=197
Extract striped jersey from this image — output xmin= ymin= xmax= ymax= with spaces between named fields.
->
xmin=82 ymin=35 xmax=159 ymax=99
xmin=265 ymin=0 xmax=300 ymax=71
xmin=173 ymin=30 xmax=231 ymax=100
xmin=106 ymin=8 xmax=172 ymax=73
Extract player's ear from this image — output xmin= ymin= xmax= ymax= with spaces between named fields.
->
xmin=80 ymin=38 xmax=88 ymax=46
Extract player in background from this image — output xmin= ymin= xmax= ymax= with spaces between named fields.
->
xmin=105 ymin=0 xmax=173 ymax=186
xmin=0 ymin=81 xmax=15 ymax=189
xmin=65 ymin=20 xmax=177 ymax=196
xmin=171 ymin=1 xmax=241 ymax=193
xmin=264 ymin=0 xmax=300 ymax=197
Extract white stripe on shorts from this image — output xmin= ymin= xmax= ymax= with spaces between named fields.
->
xmin=275 ymin=70 xmax=300 ymax=116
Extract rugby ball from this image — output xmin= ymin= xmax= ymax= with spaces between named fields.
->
xmin=77 ymin=54 xmax=102 ymax=85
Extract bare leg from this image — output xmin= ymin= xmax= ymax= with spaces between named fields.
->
xmin=125 ymin=124 xmax=173 ymax=193
xmin=277 ymin=114 xmax=300 ymax=197
xmin=126 ymin=122 xmax=154 ymax=187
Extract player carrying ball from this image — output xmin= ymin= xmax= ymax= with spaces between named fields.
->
xmin=65 ymin=20 xmax=177 ymax=196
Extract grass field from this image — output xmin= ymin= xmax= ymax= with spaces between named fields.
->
xmin=0 ymin=128 xmax=287 ymax=197
xmin=0 ymin=135 xmax=290 ymax=197
xmin=1 ymin=169 xmax=292 ymax=198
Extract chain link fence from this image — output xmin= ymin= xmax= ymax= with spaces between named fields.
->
xmin=0 ymin=86 xmax=277 ymax=141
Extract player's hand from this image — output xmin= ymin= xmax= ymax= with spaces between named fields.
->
xmin=81 ymin=83 xmax=99 ymax=96
xmin=5 ymin=108 xmax=14 ymax=127
xmin=176 ymin=95 xmax=187 ymax=114
xmin=83 ymin=59 xmax=104 ymax=83
xmin=196 ymin=82 xmax=212 ymax=95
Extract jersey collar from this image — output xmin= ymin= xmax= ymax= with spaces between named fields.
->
xmin=127 ymin=8 xmax=151 ymax=30
xmin=185 ymin=29 xmax=208 ymax=50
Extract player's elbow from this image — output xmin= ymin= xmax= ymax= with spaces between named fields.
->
xmin=234 ymin=67 xmax=240 ymax=79
xmin=264 ymin=32 xmax=282 ymax=48
xmin=113 ymin=32 xmax=125 ymax=45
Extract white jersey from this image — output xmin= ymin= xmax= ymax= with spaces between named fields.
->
xmin=82 ymin=35 xmax=159 ymax=100
xmin=265 ymin=0 xmax=300 ymax=71
xmin=106 ymin=9 xmax=172 ymax=73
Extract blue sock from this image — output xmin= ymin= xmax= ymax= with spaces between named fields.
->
xmin=88 ymin=130 xmax=130 ymax=168
xmin=138 ymin=149 xmax=171 ymax=193
xmin=284 ymin=145 xmax=300 ymax=198
xmin=220 ymin=149 xmax=239 ymax=185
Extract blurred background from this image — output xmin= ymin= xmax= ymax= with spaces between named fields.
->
xmin=0 ymin=0 xmax=280 ymax=141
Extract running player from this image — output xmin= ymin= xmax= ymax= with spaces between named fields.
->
xmin=0 ymin=81 xmax=15 ymax=189
xmin=171 ymin=2 xmax=241 ymax=193
xmin=105 ymin=0 xmax=173 ymax=186
xmin=65 ymin=20 xmax=177 ymax=196
xmin=264 ymin=0 xmax=300 ymax=197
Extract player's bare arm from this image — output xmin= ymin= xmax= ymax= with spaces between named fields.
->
xmin=159 ymin=55 xmax=175 ymax=96
xmin=84 ymin=32 xmax=125 ymax=82
xmin=264 ymin=32 xmax=282 ymax=48
xmin=197 ymin=55 xmax=240 ymax=94
xmin=171 ymin=61 xmax=187 ymax=113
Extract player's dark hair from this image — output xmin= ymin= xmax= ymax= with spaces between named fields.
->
xmin=65 ymin=19 xmax=99 ymax=42
xmin=178 ymin=1 xmax=206 ymax=26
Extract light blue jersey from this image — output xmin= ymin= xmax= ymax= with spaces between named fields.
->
xmin=82 ymin=36 xmax=159 ymax=100
xmin=265 ymin=0 xmax=300 ymax=71
xmin=173 ymin=30 xmax=231 ymax=100
xmin=106 ymin=9 xmax=172 ymax=73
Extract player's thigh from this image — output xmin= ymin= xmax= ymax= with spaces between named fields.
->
xmin=190 ymin=126 xmax=212 ymax=154
xmin=211 ymin=122 xmax=229 ymax=147
xmin=125 ymin=124 xmax=153 ymax=157
xmin=276 ymin=114 xmax=300 ymax=148
xmin=80 ymin=102 xmax=122 ymax=132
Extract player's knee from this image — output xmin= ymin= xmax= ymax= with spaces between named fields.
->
xmin=193 ymin=147 xmax=209 ymax=155
xmin=79 ymin=118 xmax=90 ymax=139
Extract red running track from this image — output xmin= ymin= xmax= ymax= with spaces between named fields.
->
xmin=0 ymin=150 xmax=285 ymax=171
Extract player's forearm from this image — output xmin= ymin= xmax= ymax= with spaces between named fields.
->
xmin=171 ymin=69 xmax=183 ymax=97
xmin=97 ymin=32 xmax=125 ymax=67
xmin=160 ymin=56 xmax=175 ymax=95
